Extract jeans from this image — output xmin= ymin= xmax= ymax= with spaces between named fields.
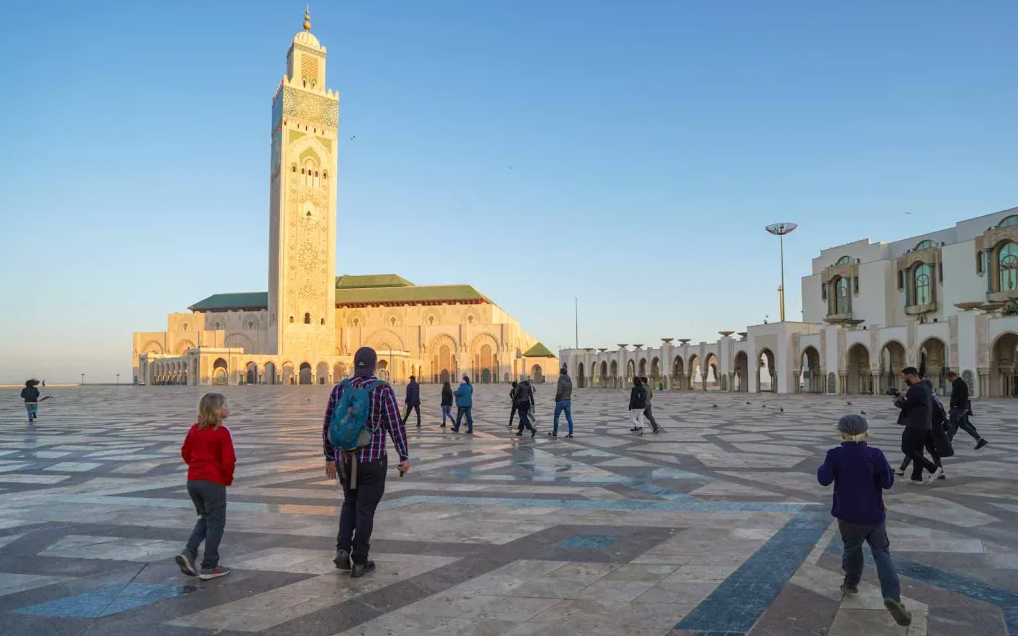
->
xmin=644 ymin=405 xmax=660 ymax=431
xmin=185 ymin=480 xmax=227 ymax=569
xmin=838 ymin=519 xmax=901 ymax=601
xmin=454 ymin=407 xmax=473 ymax=432
xmin=441 ymin=405 xmax=453 ymax=425
xmin=553 ymin=400 xmax=573 ymax=435
xmin=337 ymin=457 xmax=387 ymax=565
xmin=402 ymin=404 xmax=421 ymax=427
xmin=950 ymin=408 xmax=981 ymax=442
xmin=517 ymin=403 xmax=534 ymax=433
xmin=630 ymin=409 xmax=645 ymax=430
xmin=901 ymin=427 xmax=938 ymax=481
xmin=25 ymin=403 xmax=38 ymax=421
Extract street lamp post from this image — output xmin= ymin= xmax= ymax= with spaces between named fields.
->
xmin=116 ymin=373 xmax=120 ymax=385
xmin=765 ymin=222 xmax=798 ymax=322
xmin=80 ymin=373 xmax=85 ymax=385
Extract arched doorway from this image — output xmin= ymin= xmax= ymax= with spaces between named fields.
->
xmin=609 ymin=360 xmax=618 ymax=388
xmin=880 ymin=341 xmax=906 ymax=394
xmin=650 ymin=358 xmax=661 ymax=387
xmin=481 ymin=369 xmax=492 ymax=383
xmin=577 ymin=362 xmax=586 ymax=388
xmin=919 ymin=337 xmax=948 ymax=394
xmin=704 ymin=354 xmax=719 ymax=391
xmin=477 ymin=344 xmax=494 ymax=384
xmin=671 ymin=357 xmax=684 ymax=391
xmin=734 ymin=351 xmax=749 ymax=392
xmin=600 ymin=361 xmax=608 ymax=388
xmin=246 ymin=362 xmax=258 ymax=385
xmin=626 ymin=360 xmax=636 ymax=386
xmin=801 ymin=346 xmax=821 ymax=394
xmin=437 ymin=344 xmax=452 ymax=385
xmin=758 ymin=349 xmax=776 ymax=393
xmin=299 ymin=363 xmax=313 ymax=385
xmin=377 ymin=360 xmax=389 ymax=381
xmin=282 ymin=362 xmax=295 ymax=385
xmin=992 ymin=332 xmax=1018 ymax=397
xmin=333 ymin=362 xmax=346 ymax=383
xmin=317 ymin=362 xmax=330 ymax=385
xmin=638 ymin=358 xmax=647 ymax=378
xmin=212 ymin=358 xmax=229 ymax=385
xmin=846 ymin=344 xmax=871 ymax=395
xmin=265 ymin=361 xmax=277 ymax=385
xmin=688 ymin=355 xmax=701 ymax=390
xmin=531 ymin=365 xmax=544 ymax=383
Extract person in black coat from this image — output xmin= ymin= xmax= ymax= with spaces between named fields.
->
xmin=628 ymin=378 xmax=647 ymax=434
xmin=507 ymin=381 xmax=518 ymax=430
xmin=893 ymin=367 xmax=943 ymax=484
xmin=439 ymin=381 xmax=453 ymax=428
xmin=946 ymin=371 xmax=986 ymax=449
xmin=401 ymin=376 xmax=422 ymax=428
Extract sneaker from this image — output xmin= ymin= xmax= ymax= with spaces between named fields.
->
xmin=976 ymin=439 xmax=988 ymax=450
xmin=930 ymin=467 xmax=944 ymax=481
xmin=906 ymin=478 xmax=927 ymax=485
xmin=630 ymin=427 xmax=639 ymax=432
xmin=333 ymin=549 xmax=351 ymax=571
xmin=652 ymin=428 xmax=661 ymax=434
xmin=894 ymin=468 xmax=905 ymax=476
xmin=175 ymin=553 xmax=197 ymax=577
xmin=440 ymin=424 xmax=447 ymax=428
xmin=351 ymin=561 xmax=376 ymax=578
xmin=841 ymin=583 xmax=859 ymax=595
xmin=883 ymin=598 xmax=912 ymax=626
xmin=548 ymin=432 xmax=557 ymax=437
xmin=937 ymin=472 xmax=947 ymax=480
xmin=531 ymin=428 xmax=537 ymax=437
xmin=199 ymin=566 xmax=230 ymax=580
xmin=515 ymin=432 xmax=523 ymax=437
xmin=566 ymin=433 xmax=573 ymax=438
xmin=636 ymin=428 xmax=644 ymax=435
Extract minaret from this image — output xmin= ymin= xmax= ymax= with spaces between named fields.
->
xmin=267 ymin=7 xmax=339 ymax=358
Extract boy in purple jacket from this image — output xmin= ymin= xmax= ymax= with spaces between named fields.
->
xmin=817 ymin=414 xmax=911 ymax=627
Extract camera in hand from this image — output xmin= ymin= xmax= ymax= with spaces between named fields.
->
xmin=886 ymin=387 xmax=900 ymax=397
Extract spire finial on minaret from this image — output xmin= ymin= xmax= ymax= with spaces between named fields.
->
xmin=303 ymin=5 xmax=311 ymax=31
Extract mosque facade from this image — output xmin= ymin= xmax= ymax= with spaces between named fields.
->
xmin=561 ymin=206 xmax=1018 ymax=399
xmin=132 ymin=14 xmax=557 ymax=386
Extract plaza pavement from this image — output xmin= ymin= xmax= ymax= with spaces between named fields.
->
xmin=0 ymin=384 xmax=1017 ymax=636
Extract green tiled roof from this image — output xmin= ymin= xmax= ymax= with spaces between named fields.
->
xmin=336 ymin=274 xmax=414 ymax=289
xmin=335 ymin=284 xmax=490 ymax=305
xmin=188 ymin=292 xmax=268 ymax=312
xmin=523 ymin=342 xmax=555 ymax=357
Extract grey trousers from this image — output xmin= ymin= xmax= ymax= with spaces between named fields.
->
xmin=643 ymin=405 xmax=660 ymax=431
xmin=185 ymin=480 xmax=227 ymax=569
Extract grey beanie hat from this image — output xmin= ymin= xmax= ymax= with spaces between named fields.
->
xmin=837 ymin=414 xmax=869 ymax=437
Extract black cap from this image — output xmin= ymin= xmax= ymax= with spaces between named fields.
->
xmin=353 ymin=347 xmax=377 ymax=377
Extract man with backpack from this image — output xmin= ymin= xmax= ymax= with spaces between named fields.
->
xmin=323 ymin=347 xmax=410 ymax=578
xmin=514 ymin=373 xmax=536 ymax=437
xmin=629 ymin=377 xmax=648 ymax=435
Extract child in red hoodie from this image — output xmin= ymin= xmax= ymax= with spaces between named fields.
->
xmin=175 ymin=393 xmax=235 ymax=580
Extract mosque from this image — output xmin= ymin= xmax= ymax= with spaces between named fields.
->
xmin=132 ymin=12 xmax=557 ymax=386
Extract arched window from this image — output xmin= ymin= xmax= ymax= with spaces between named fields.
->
xmin=320 ymin=318 xmax=325 ymax=325
xmin=289 ymin=316 xmax=294 ymax=324
xmin=182 ymin=322 xmax=189 ymax=332
xmin=428 ymin=316 xmax=435 ymax=326
xmin=353 ymin=318 xmax=360 ymax=327
xmin=247 ymin=321 xmax=254 ymax=329
xmin=834 ymin=277 xmax=850 ymax=314
xmin=304 ymin=312 xmax=311 ymax=324
xmin=214 ymin=321 xmax=221 ymax=329
xmin=913 ymin=263 xmax=932 ymax=305
xmin=915 ymin=240 xmax=936 ymax=250
xmin=999 ymin=215 xmax=1018 ymax=228
xmin=999 ymin=242 xmax=1018 ymax=292
xmin=836 ymin=256 xmax=853 ymax=266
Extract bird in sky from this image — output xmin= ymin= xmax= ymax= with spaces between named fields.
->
xmin=350 ymin=135 xmax=356 ymax=141
xmin=508 ymin=166 xmax=513 ymax=169
xmin=905 ymin=211 xmax=913 ymax=215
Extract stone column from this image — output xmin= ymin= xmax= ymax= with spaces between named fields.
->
xmin=977 ymin=368 xmax=989 ymax=399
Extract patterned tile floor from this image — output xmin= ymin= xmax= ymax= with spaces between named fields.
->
xmin=1 ymin=385 xmax=1017 ymax=636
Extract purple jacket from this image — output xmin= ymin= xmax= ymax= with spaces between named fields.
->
xmin=405 ymin=380 xmax=420 ymax=406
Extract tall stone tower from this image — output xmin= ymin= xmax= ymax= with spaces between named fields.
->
xmin=268 ymin=8 xmax=339 ymax=358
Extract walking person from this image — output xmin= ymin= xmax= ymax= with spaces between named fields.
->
xmin=508 ymin=381 xmax=518 ymax=430
xmin=629 ymin=377 xmax=647 ymax=435
xmin=20 ymin=379 xmax=40 ymax=423
xmin=176 ymin=393 xmax=236 ymax=580
xmin=550 ymin=367 xmax=574 ymax=438
xmin=401 ymin=375 xmax=421 ymax=428
xmin=323 ymin=347 xmax=410 ymax=578
xmin=452 ymin=376 xmax=474 ymax=434
xmin=946 ymin=371 xmax=986 ymax=449
xmin=817 ymin=415 xmax=912 ymax=627
xmin=515 ymin=373 xmax=536 ymax=437
xmin=640 ymin=376 xmax=662 ymax=433
xmin=440 ymin=381 xmax=454 ymax=428
xmin=894 ymin=367 xmax=943 ymax=485
xmin=895 ymin=378 xmax=953 ymax=480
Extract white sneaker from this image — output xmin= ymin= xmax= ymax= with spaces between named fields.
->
xmin=930 ymin=467 xmax=944 ymax=481
xmin=906 ymin=478 xmax=928 ymax=485
xmin=894 ymin=468 xmax=905 ymax=477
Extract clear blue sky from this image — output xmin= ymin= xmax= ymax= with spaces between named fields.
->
xmin=1 ymin=1 xmax=1016 ymax=383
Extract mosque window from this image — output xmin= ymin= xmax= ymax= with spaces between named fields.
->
xmin=247 ymin=321 xmax=254 ymax=329
xmin=353 ymin=318 xmax=360 ymax=327
xmin=304 ymin=313 xmax=311 ymax=324
xmin=830 ymin=276 xmax=850 ymax=315
xmin=390 ymin=317 xmax=397 ymax=327
xmin=913 ymin=264 xmax=932 ymax=305
xmin=214 ymin=321 xmax=221 ymax=329
xmin=999 ymin=216 xmax=1018 ymax=228
xmin=999 ymin=242 xmax=1018 ymax=292
xmin=853 ymin=276 xmax=860 ymax=294
xmin=292 ymin=165 xmax=297 ymax=173
xmin=836 ymin=256 xmax=853 ymax=266
xmin=897 ymin=269 xmax=904 ymax=290
xmin=289 ymin=316 xmax=294 ymax=324
xmin=182 ymin=322 xmax=189 ymax=331
xmin=323 ymin=171 xmax=328 ymax=180
xmin=428 ymin=316 xmax=435 ymax=326
xmin=915 ymin=240 xmax=936 ymax=250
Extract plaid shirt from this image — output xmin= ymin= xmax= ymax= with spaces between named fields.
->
xmin=322 ymin=375 xmax=409 ymax=464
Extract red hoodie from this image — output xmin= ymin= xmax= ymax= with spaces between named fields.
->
xmin=181 ymin=423 xmax=236 ymax=486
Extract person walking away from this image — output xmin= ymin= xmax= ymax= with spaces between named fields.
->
xmin=894 ymin=378 xmax=953 ymax=479
xmin=324 ymin=347 xmax=410 ymax=578
xmin=894 ymin=367 xmax=943 ymax=485
xmin=452 ymin=376 xmax=474 ymax=433
xmin=515 ymin=374 xmax=536 ymax=437
xmin=629 ymin=377 xmax=647 ymax=435
xmin=640 ymin=376 xmax=662 ymax=433
xmin=550 ymin=367 xmax=574 ymax=437
xmin=402 ymin=375 xmax=421 ymax=428
xmin=508 ymin=381 xmax=518 ymax=430
xmin=176 ymin=393 xmax=236 ymax=580
xmin=440 ymin=381 xmax=454 ymax=428
xmin=947 ymin=371 xmax=986 ymax=449
xmin=817 ymin=415 xmax=912 ymax=627
xmin=20 ymin=380 xmax=40 ymax=423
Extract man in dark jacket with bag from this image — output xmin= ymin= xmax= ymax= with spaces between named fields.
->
xmin=946 ymin=371 xmax=987 ymax=449
xmin=401 ymin=375 xmax=421 ymax=428
xmin=628 ymin=378 xmax=647 ymax=435
xmin=893 ymin=367 xmax=943 ymax=485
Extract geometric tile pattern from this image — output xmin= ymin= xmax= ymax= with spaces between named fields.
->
xmin=1 ymin=385 xmax=1017 ymax=636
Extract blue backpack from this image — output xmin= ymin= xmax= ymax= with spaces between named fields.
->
xmin=328 ymin=379 xmax=385 ymax=450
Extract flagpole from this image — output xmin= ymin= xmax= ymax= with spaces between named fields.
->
xmin=574 ymin=298 xmax=578 ymax=349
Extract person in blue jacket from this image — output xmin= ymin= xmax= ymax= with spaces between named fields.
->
xmin=452 ymin=376 xmax=473 ymax=434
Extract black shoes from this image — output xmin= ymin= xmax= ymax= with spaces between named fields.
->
xmin=351 ymin=561 xmax=376 ymax=578
xmin=333 ymin=549 xmax=351 ymax=571
xmin=531 ymin=428 xmax=536 ymax=437
xmin=841 ymin=582 xmax=859 ymax=594
xmin=976 ymin=439 xmax=988 ymax=450
xmin=515 ymin=431 xmax=523 ymax=437
xmin=548 ymin=432 xmax=557 ymax=437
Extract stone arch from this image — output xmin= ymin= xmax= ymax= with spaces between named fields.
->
xmin=919 ymin=336 xmax=949 ymax=394
xmin=366 ymin=329 xmax=405 ymax=353
xmin=991 ymin=332 xmax=1018 ymax=397
xmin=212 ymin=358 xmax=229 ymax=385
xmin=531 ymin=364 xmax=544 ymax=383
xmin=265 ymin=361 xmax=277 ymax=385
xmin=333 ymin=362 xmax=346 ymax=382
xmin=316 ymin=361 xmax=330 ymax=385
xmin=141 ymin=340 xmax=164 ymax=355
xmin=878 ymin=339 xmax=907 ymax=394
xmin=577 ymin=361 xmax=586 ymax=388
xmin=346 ymin=311 xmax=366 ymax=328
xmin=650 ymin=357 xmax=661 ymax=385
xmin=671 ymin=356 xmax=685 ymax=389
xmin=242 ymin=314 xmax=260 ymax=330
xmin=846 ymin=343 xmax=871 ymax=395
xmin=225 ymin=333 xmax=254 ymax=352
xmin=175 ymin=340 xmax=195 ymax=355
xmin=470 ymin=332 xmax=499 ymax=384
xmin=734 ymin=350 xmax=749 ymax=392
xmin=800 ymin=346 xmax=822 ymax=394
xmin=626 ymin=359 xmax=636 ymax=385
xmin=638 ymin=358 xmax=647 ymax=378
xmin=429 ymin=333 xmax=458 ymax=384
xmin=609 ymin=359 xmax=618 ymax=385
xmin=299 ymin=362 xmax=313 ymax=385
xmin=245 ymin=361 xmax=258 ymax=385
xmin=703 ymin=353 xmax=719 ymax=390
xmin=757 ymin=349 xmax=776 ymax=393
xmin=281 ymin=362 xmax=295 ymax=385
xmin=688 ymin=354 xmax=701 ymax=390
xmin=600 ymin=360 xmax=609 ymax=387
